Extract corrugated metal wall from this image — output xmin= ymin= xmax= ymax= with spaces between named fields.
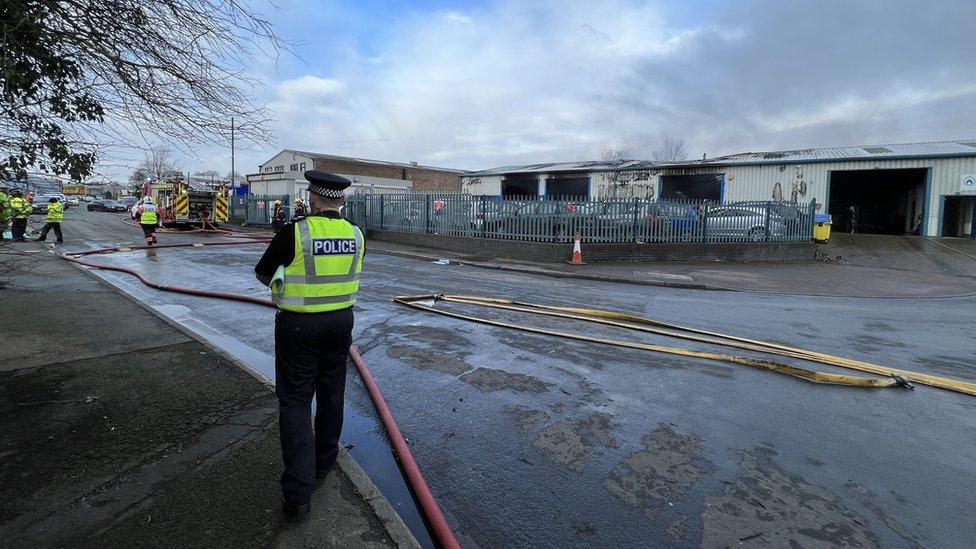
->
xmin=659 ymin=157 xmax=976 ymax=236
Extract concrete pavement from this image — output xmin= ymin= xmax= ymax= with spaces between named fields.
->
xmin=0 ymin=239 xmax=418 ymax=548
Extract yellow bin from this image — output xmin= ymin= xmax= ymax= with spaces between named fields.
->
xmin=813 ymin=214 xmax=832 ymax=243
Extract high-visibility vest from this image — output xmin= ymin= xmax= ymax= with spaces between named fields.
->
xmin=140 ymin=204 xmax=158 ymax=224
xmin=10 ymin=197 xmax=30 ymax=219
xmin=274 ymin=217 xmax=364 ymax=313
xmin=47 ymin=202 xmax=63 ymax=223
xmin=0 ymin=192 xmax=8 ymax=220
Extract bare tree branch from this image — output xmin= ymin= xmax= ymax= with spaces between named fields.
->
xmin=652 ymin=137 xmax=688 ymax=163
xmin=1 ymin=0 xmax=290 ymax=181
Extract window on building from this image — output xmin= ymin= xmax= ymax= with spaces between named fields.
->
xmin=275 ymin=165 xmax=284 ymax=172
xmin=290 ymin=163 xmax=298 ymax=171
xmin=263 ymin=167 xmax=272 ymax=173
xmin=300 ymin=162 xmax=306 ymax=171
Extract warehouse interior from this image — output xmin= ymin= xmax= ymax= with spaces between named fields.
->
xmin=501 ymin=176 xmax=539 ymax=196
xmin=545 ymin=173 xmax=590 ymax=197
xmin=941 ymin=197 xmax=975 ymax=237
xmin=660 ymin=174 xmax=723 ymax=201
xmin=828 ymin=168 xmax=927 ymax=234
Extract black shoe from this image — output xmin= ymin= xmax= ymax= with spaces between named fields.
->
xmin=283 ymin=502 xmax=310 ymax=523
xmin=315 ymin=461 xmax=336 ymax=480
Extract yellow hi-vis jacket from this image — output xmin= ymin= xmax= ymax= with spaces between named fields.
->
xmin=9 ymin=197 xmax=31 ymax=219
xmin=47 ymin=202 xmax=63 ymax=223
xmin=139 ymin=204 xmax=158 ymax=225
xmin=273 ymin=217 xmax=364 ymax=313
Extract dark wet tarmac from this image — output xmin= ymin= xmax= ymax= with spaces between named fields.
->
xmin=65 ymin=209 xmax=976 ymax=548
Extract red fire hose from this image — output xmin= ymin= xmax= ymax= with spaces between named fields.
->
xmin=59 ymin=243 xmax=461 ymax=549
xmin=349 ymin=346 xmax=460 ymax=549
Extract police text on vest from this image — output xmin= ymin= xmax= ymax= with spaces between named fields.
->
xmin=311 ymin=238 xmax=357 ymax=255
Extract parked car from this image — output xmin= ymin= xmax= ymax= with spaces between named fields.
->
xmin=704 ymin=205 xmax=787 ymax=241
xmin=120 ymin=196 xmax=140 ymax=217
xmin=31 ymin=194 xmax=61 ymax=214
xmin=129 ymin=198 xmax=145 ymax=219
xmin=65 ymin=196 xmax=80 ymax=207
xmin=88 ymin=199 xmax=128 ymax=212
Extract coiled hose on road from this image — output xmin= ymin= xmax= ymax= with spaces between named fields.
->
xmin=392 ymin=294 xmax=976 ymax=398
xmin=58 ymin=234 xmax=462 ymax=549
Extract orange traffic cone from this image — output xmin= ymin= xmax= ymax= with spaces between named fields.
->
xmin=568 ymin=232 xmax=586 ymax=265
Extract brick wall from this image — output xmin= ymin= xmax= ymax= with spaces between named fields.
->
xmin=312 ymin=158 xmax=460 ymax=192
xmin=368 ymin=230 xmax=815 ymax=263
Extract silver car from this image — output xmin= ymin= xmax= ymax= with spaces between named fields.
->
xmin=704 ymin=206 xmax=787 ymax=241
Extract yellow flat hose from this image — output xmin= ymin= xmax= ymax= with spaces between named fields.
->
xmin=393 ymin=295 xmax=899 ymax=389
xmin=393 ymin=294 xmax=976 ymax=397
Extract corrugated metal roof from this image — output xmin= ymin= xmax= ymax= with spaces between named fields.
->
xmin=665 ymin=140 xmax=976 ymax=167
xmin=465 ymin=159 xmax=656 ymax=176
xmin=465 ymin=140 xmax=976 ymax=176
xmin=281 ymin=149 xmax=465 ymax=174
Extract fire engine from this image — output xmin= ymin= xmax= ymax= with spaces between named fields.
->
xmin=141 ymin=177 xmax=230 ymax=227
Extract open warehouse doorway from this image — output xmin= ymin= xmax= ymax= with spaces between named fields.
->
xmin=828 ymin=168 xmax=927 ymax=235
xmin=941 ymin=197 xmax=975 ymax=237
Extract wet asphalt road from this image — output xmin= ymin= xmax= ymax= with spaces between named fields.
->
xmin=59 ymin=209 xmax=976 ymax=548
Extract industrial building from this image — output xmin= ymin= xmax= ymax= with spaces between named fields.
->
xmin=246 ymin=150 xmax=463 ymax=199
xmin=460 ymin=140 xmax=976 ymax=237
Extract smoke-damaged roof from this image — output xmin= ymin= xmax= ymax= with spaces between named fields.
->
xmin=465 ymin=159 xmax=657 ymax=176
xmin=663 ymin=140 xmax=976 ymax=167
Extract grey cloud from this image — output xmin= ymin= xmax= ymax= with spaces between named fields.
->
xmin=153 ymin=0 xmax=976 ymax=176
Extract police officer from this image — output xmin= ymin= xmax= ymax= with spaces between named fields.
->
xmin=254 ymin=171 xmax=363 ymax=522
xmin=36 ymin=197 xmax=64 ymax=244
xmin=9 ymin=190 xmax=33 ymax=242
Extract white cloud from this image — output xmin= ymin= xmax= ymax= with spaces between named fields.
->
xmin=147 ymin=0 xmax=976 ymax=176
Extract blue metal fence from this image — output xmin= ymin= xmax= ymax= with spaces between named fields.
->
xmin=242 ymin=194 xmax=290 ymax=227
xmin=344 ymin=194 xmax=816 ymax=244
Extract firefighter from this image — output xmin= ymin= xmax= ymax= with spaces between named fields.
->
xmin=136 ymin=196 xmax=159 ymax=245
xmin=293 ymin=197 xmax=308 ymax=219
xmin=0 ymin=187 xmax=9 ymax=240
xmin=36 ymin=197 xmax=64 ymax=244
xmin=272 ymin=199 xmax=286 ymax=233
xmin=9 ymin=190 xmax=33 ymax=242
xmin=253 ymin=171 xmax=362 ymax=522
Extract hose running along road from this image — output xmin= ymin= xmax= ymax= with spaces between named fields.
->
xmin=392 ymin=294 xmax=976 ymax=398
xmin=59 ymin=240 xmax=462 ymax=549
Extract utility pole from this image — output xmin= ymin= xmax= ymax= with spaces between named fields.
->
xmin=230 ymin=116 xmax=235 ymax=190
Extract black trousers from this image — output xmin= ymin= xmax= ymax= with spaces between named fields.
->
xmin=140 ymin=223 xmax=157 ymax=243
xmin=274 ymin=307 xmax=353 ymax=507
xmin=38 ymin=222 xmax=63 ymax=243
xmin=11 ymin=218 xmax=28 ymax=241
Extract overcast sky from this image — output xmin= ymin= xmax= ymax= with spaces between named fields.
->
xmin=125 ymin=0 xmax=976 ymax=178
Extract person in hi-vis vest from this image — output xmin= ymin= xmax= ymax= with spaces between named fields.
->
xmin=254 ymin=171 xmax=362 ymax=522
xmin=135 ymin=196 xmax=159 ymax=245
xmin=36 ymin=197 xmax=64 ymax=244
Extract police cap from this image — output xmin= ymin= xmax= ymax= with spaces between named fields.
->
xmin=304 ymin=170 xmax=351 ymax=199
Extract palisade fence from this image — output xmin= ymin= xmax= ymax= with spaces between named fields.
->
xmin=343 ymin=193 xmax=816 ymax=244
xmin=238 ymin=194 xmax=291 ymax=227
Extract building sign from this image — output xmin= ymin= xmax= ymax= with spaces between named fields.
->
xmin=961 ymin=174 xmax=976 ymax=194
